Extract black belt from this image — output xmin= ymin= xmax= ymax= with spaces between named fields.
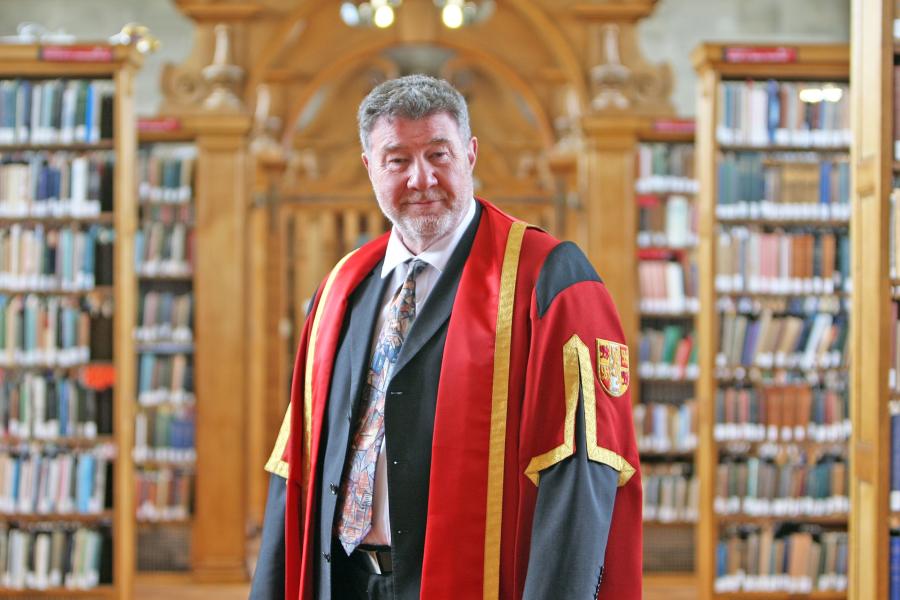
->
xmin=354 ymin=544 xmax=393 ymax=575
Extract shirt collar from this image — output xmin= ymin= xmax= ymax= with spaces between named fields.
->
xmin=381 ymin=198 xmax=477 ymax=279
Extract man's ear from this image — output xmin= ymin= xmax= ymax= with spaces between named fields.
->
xmin=468 ymin=136 xmax=478 ymax=169
xmin=361 ymin=152 xmax=370 ymax=170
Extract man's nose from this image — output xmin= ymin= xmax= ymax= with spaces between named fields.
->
xmin=407 ymin=158 xmax=438 ymax=190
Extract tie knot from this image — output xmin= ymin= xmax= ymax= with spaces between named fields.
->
xmin=406 ymin=259 xmax=427 ymax=282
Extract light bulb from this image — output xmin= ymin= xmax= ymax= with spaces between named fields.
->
xmin=373 ymin=5 xmax=395 ymax=28
xmin=442 ymin=3 xmax=464 ymax=28
xmin=340 ymin=2 xmax=360 ymax=26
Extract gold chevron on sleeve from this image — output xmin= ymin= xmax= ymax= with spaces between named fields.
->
xmin=264 ymin=402 xmax=292 ymax=479
xmin=524 ymin=334 xmax=636 ymax=487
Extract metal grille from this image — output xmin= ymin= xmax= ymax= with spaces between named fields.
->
xmin=643 ymin=524 xmax=695 ymax=572
xmin=137 ymin=525 xmax=191 ymax=572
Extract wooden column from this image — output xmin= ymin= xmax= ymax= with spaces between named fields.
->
xmin=191 ymin=113 xmax=253 ymax=582
xmin=849 ymin=0 xmax=893 ymax=598
xmin=112 ymin=50 xmax=141 ymax=600
xmin=693 ymin=63 xmax=719 ymax=600
xmin=247 ymin=154 xmax=287 ymax=528
xmin=580 ymin=116 xmax=644 ymax=376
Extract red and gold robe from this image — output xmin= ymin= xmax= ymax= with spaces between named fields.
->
xmin=266 ymin=199 xmax=642 ymax=599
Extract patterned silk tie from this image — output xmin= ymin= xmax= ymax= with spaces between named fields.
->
xmin=335 ymin=259 xmax=427 ymax=555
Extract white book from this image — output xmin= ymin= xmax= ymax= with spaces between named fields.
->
xmin=33 ymin=532 xmax=50 ymax=590
xmin=15 ymin=81 xmax=30 ymax=143
xmin=59 ymin=81 xmax=78 ymax=144
xmin=86 ymin=529 xmax=101 ymax=588
xmin=29 ymin=83 xmax=42 ymax=144
xmin=90 ymin=456 xmax=107 ymax=514
xmin=70 ymin=156 xmax=88 ymax=206
xmin=665 ymin=262 xmax=686 ymax=313
xmin=665 ymin=195 xmax=690 ymax=248
xmin=32 ymin=375 xmax=46 ymax=439
xmin=170 ymin=223 xmax=187 ymax=264
xmin=801 ymin=313 xmax=832 ymax=369
xmin=751 ymin=84 xmax=768 ymax=146
xmin=36 ymin=457 xmax=51 ymax=514
xmin=57 ymin=453 xmax=74 ymax=514
xmin=0 ymin=81 xmax=15 ymax=143
xmin=45 ymin=457 xmax=61 ymax=514
xmin=10 ymin=529 xmax=26 ymax=589
xmin=0 ymin=455 xmax=13 ymax=513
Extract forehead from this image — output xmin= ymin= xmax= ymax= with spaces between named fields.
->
xmin=369 ymin=112 xmax=463 ymax=150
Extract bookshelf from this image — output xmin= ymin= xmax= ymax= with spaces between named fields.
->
xmin=847 ymin=1 xmax=895 ymax=599
xmin=693 ymin=43 xmax=851 ymax=599
xmin=0 ymin=43 xmax=142 ymax=599
xmin=134 ymin=117 xmax=196 ymax=573
xmin=134 ymin=113 xmax=251 ymax=582
xmin=635 ymin=118 xmax=700 ymax=575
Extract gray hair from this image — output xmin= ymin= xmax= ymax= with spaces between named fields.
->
xmin=357 ymin=74 xmax=471 ymax=153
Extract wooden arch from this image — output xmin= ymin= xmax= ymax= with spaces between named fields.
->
xmin=277 ymin=38 xmax=557 ymax=151
xmin=244 ymin=0 xmax=588 ymax=115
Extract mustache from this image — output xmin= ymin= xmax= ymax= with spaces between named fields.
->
xmin=402 ymin=190 xmax=446 ymax=204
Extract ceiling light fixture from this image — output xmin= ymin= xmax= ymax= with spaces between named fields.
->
xmin=340 ymin=0 xmax=402 ymax=28
xmin=434 ymin=0 xmax=494 ymax=28
xmin=340 ymin=0 xmax=493 ymax=29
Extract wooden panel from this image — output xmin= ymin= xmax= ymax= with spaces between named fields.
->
xmin=246 ymin=204 xmax=270 ymax=526
xmin=191 ymin=116 xmax=252 ymax=583
xmin=848 ymin=1 xmax=892 ymax=599
xmin=694 ymin=66 xmax=720 ymax=600
xmin=113 ymin=58 xmax=139 ymax=600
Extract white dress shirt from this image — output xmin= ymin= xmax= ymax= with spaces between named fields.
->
xmin=362 ymin=198 xmax=477 ymax=547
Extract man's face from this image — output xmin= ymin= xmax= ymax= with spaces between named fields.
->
xmin=363 ymin=112 xmax=477 ymax=253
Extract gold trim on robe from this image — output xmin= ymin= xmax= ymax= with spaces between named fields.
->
xmin=524 ymin=334 xmax=636 ymax=487
xmin=482 ymin=221 xmax=527 ymax=600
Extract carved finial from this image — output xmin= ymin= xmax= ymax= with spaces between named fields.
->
xmin=553 ymin=85 xmax=583 ymax=152
xmin=202 ymin=24 xmax=244 ymax=111
xmin=590 ymin=24 xmax=631 ymax=111
xmin=110 ymin=23 xmax=160 ymax=54
xmin=250 ymin=84 xmax=285 ymax=159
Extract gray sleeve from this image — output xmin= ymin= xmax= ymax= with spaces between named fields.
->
xmin=248 ymin=473 xmax=287 ymax=600
xmin=522 ymin=386 xmax=618 ymax=600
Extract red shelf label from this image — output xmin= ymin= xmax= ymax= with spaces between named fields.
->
xmin=723 ymin=46 xmax=798 ymax=64
xmin=81 ymin=364 xmax=116 ymax=390
xmin=138 ymin=117 xmax=183 ymax=133
xmin=637 ymin=194 xmax=662 ymax=207
xmin=39 ymin=45 xmax=114 ymax=63
xmin=637 ymin=248 xmax=682 ymax=261
xmin=652 ymin=119 xmax=695 ymax=134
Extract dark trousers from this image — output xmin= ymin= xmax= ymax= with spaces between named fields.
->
xmin=330 ymin=538 xmax=394 ymax=600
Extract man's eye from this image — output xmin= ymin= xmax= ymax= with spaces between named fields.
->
xmin=388 ymin=158 xmax=407 ymax=165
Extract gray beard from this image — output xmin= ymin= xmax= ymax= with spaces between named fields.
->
xmin=380 ymin=188 xmax=471 ymax=252
xmin=392 ymin=211 xmax=456 ymax=250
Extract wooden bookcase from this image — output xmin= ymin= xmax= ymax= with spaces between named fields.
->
xmin=136 ymin=113 xmax=251 ymax=582
xmin=0 ymin=43 xmax=142 ymax=599
xmin=635 ymin=118 xmax=700 ymax=575
xmin=134 ymin=117 xmax=198 ymax=573
xmin=847 ymin=1 xmax=894 ymax=599
xmin=693 ymin=43 xmax=851 ymax=600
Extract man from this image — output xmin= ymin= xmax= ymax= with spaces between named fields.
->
xmin=250 ymin=74 xmax=641 ymax=600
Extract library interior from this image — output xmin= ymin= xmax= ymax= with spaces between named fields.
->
xmin=0 ymin=0 xmax=895 ymax=598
